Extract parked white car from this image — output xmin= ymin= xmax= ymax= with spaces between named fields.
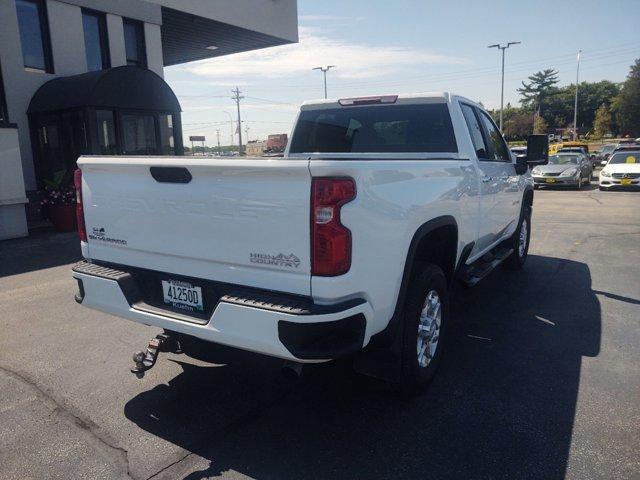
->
xmin=599 ymin=151 xmax=640 ymax=190
xmin=71 ymin=92 xmax=548 ymax=391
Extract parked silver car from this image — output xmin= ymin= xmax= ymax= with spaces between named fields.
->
xmin=532 ymin=153 xmax=593 ymax=190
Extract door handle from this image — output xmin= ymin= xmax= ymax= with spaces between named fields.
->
xmin=482 ymin=175 xmax=492 ymax=183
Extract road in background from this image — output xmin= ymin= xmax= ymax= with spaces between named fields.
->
xmin=0 ymin=187 xmax=638 ymax=480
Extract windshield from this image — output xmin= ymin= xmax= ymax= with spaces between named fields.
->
xmin=608 ymin=152 xmax=639 ymax=164
xmin=602 ymin=144 xmax=616 ymax=153
xmin=549 ymin=155 xmax=579 ymax=165
xmin=289 ymin=104 xmax=457 ymax=153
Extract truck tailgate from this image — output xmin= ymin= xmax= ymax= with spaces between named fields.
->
xmin=78 ymin=156 xmax=311 ymax=296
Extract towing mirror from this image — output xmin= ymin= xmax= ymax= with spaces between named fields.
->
xmin=526 ymin=134 xmax=549 ymax=166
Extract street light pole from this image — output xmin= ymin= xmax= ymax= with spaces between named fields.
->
xmin=312 ymin=65 xmax=336 ymax=99
xmin=488 ymin=42 xmax=521 ymax=132
xmin=573 ymin=50 xmax=581 ymax=140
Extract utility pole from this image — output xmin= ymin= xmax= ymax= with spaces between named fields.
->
xmin=216 ymin=129 xmax=220 ymax=151
xmin=573 ymin=50 xmax=581 ymax=141
xmin=488 ymin=42 xmax=520 ymax=132
xmin=231 ymin=86 xmax=244 ymax=154
xmin=222 ymin=110 xmax=233 ymax=148
xmin=312 ymin=65 xmax=336 ymax=99
xmin=244 ymin=124 xmax=250 ymax=142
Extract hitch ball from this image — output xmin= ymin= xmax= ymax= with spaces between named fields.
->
xmin=133 ymin=351 xmax=146 ymax=364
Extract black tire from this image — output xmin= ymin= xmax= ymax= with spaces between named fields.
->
xmin=534 ymin=185 xmax=539 ymax=190
xmin=504 ymin=205 xmax=531 ymax=270
xmin=399 ymin=264 xmax=449 ymax=395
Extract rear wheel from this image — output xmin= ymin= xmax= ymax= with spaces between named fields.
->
xmin=504 ymin=205 xmax=531 ymax=270
xmin=399 ymin=264 xmax=449 ymax=394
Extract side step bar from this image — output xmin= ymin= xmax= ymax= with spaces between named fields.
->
xmin=459 ymin=247 xmax=513 ymax=286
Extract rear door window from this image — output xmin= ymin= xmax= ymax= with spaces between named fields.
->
xmin=460 ymin=103 xmax=489 ymax=159
xmin=289 ymin=103 xmax=457 ymax=153
xmin=477 ymin=110 xmax=510 ymax=162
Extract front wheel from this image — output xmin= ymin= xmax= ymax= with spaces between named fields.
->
xmin=504 ymin=205 xmax=531 ymax=270
xmin=399 ymin=264 xmax=449 ymax=394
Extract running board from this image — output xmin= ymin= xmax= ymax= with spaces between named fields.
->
xmin=460 ymin=247 xmax=514 ymax=286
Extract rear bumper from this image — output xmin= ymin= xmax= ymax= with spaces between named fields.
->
xmin=72 ymin=261 xmax=372 ymax=362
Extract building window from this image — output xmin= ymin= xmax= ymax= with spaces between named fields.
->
xmin=0 ymin=61 xmax=9 ymax=124
xmin=123 ymin=19 xmax=146 ymax=68
xmin=15 ymin=0 xmax=53 ymax=73
xmin=159 ymin=114 xmax=175 ymax=154
xmin=96 ymin=110 xmax=117 ymax=154
xmin=122 ymin=113 xmax=156 ymax=154
xmin=82 ymin=10 xmax=110 ymax=71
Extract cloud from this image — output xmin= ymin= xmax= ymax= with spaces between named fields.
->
xmin=177 ymin=26 xmax=466 ymax=81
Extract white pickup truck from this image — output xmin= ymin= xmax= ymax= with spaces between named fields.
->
xmin=72 ymin=92 xmax=548 ymax=391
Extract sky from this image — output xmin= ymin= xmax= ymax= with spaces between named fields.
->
xmin=164 ymin=0 xmax=640 ymax=147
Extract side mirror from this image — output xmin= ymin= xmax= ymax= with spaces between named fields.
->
xmin=514 ymin=155 xmax=528 ymax=175
xmin=526 ymin=134 xmax=549 ymax=166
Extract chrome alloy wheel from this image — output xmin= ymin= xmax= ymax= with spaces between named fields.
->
xmin=417 ymin=290 xmax=441 ymax=368
xmin=519 ymin=218 xmax=529 ymax=257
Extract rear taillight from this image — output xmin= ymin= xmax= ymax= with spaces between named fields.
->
xmin=74 ymin=169 xmax=87 ymax=242
xmin=311 ymin=177 xmax=356 ymax=276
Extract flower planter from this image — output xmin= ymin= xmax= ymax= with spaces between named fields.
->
xmin=49 ymin=204 xmax=77 ymax=233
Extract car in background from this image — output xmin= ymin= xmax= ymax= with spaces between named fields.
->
xmin=532 ymin=152 xmax=592 ymax=190
xmin=549 ymin=141 xmax=589 ymax=155
xmin=558 ymin=146 xmax=597 ymax=168
xmin=596 ymin=144 xmax=617 ymax=166
xmin=510 ymin=146 xmax=527 ymax=159
xmin=613 ymin=144 xmax=640 ymax=153
xmin=599 ymin=151 xmax=640 ymax=190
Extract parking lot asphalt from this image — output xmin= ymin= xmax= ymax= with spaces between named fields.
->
xmin=0 ymin=185 xmax=639 ymax=480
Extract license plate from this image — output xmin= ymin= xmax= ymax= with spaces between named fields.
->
xmin=162 ymin=280 xmax=203 ymax=312
xmin=545 ymin=178 xmax=556 ymax=183
xmin=620 ymin=178 xmax=632 ymax=185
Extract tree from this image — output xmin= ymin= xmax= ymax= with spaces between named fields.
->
xmin=593 ymin=104 xmax=612 ymax=138
xmin=503 ymin=112 xmax=534 ymax=140
xmin=545 ymin=80 xmax=620 ymax=133
xmin=533 ymin=115 xmax=548 ymax=134
xmin=517 ymin=69 xmax=559 ymax=114
xmin=612 ymin=59 xmax=640 ymax=137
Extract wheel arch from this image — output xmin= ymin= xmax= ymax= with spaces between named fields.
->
xmin=523 ymin=186 xmax=534 ymax=209
xmin=366 ymin=215 xmax=458 ymax=349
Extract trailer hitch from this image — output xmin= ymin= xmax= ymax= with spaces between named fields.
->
xmin=131 ymin=333 xmax=182 ymax=378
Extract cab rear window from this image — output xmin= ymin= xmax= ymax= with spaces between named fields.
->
xmin=289 ymin=104 xmax=457 ymax=153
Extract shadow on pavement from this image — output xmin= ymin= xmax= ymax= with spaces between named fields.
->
xmin=124 ymin=255 xmax=601 ymax=480
xmin=0 ymin=231 xmax=81 ymax=277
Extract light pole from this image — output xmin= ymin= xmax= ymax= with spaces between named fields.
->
xmin=312 ymin=65 xmax=336 ymax=99
xmin=573 ymin=50 xmax=581 ymax=140
xmin=488 ymin=42 xmax=520 ymax=132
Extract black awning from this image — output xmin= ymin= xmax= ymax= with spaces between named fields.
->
xmin=28 ymin=66 xmax=181 ymax=114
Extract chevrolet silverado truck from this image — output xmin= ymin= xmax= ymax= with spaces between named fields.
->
xmin=72 ymin=93 xmax=548 ymax=392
